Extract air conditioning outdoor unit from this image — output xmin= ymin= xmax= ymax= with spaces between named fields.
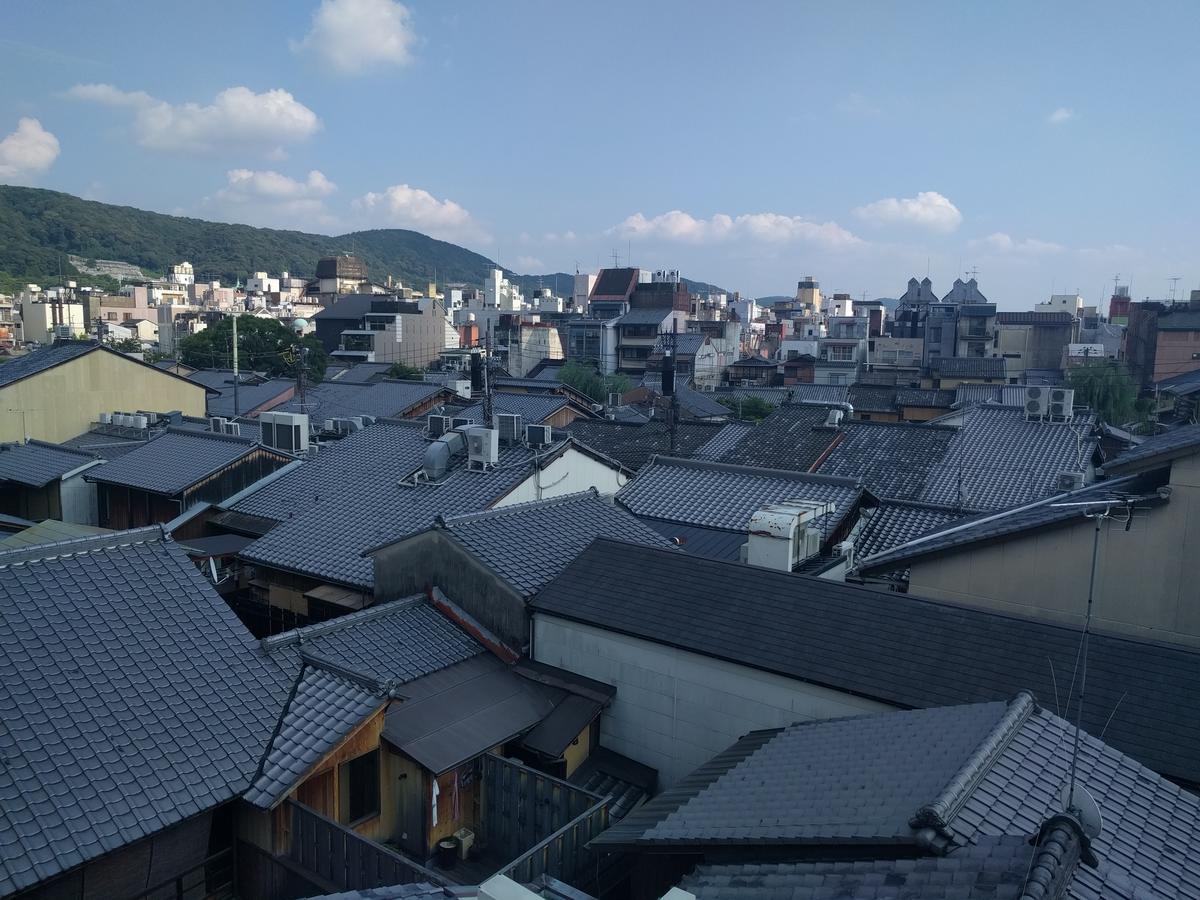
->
xmin=260 ymin=411 xmax=310 ymax=455
xmin=323 ymin=419 xmax=336 ymax=432
xmin=223 ymin=422 xmax=242 ymax=437
xmin=1024 ymin=386 xmax=1047 ymax=418
xmin=494 ymin=413 xmax=523 ymax=444
xmin=1058 ymin=471 xmax=1085 ymax=491
xmin=467 ymin=426 xmax=499 ymax=468
xmin=130 ymin=414 xmax=149 ymax=430
xmin=1048 ymin=388 xmax=1075 ymax=419
xmin=99 ymin=412 xmax=112 ymax=424
xmin=209 ymin=416 xmax=227 ymax=433
xmin=452 ymin=416 xmax=473 ymax=430
xmin=427 ymin=414 xmax=453 ymax=438
xmin=525 ymin=424 xmax=552 ymax=447
xmin=348 ymin=417 xmax=365 ymax=432
xmin=607 ymin=392 xmax=622 ymax=408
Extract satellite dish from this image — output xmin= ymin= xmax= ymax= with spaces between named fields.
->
xmin=1060 ymin=783 xmax=1103 ymax=839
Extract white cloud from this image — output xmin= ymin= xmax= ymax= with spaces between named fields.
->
xmin=354 ymin=183 xmax=487 ymax=243
xmin=854 ymin=191 xmax=962 ymax=232
xmin=969 ymin=232 xmax=1065 ymax=254
xmin=293 ymin=0 xmax=416 ymax=74
xmin=836 ymin=92 xmax=881 ymax=118
xmin=209 ymin=168 xmax=338 ymax=227
xmin=0 ymin=117 xmax=60 ymax=179
xmin=1047 ymin=107 xmax=1075 ymax=125
xmin=66 ymin=83 xmax=320 ymax=155
xmin=515 ymin=255 xmax=545 ymax=272
xmin=610 ymin=210 xmax=859 ymax=248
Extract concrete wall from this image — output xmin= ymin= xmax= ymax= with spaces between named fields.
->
xmin=908 ymin=455 xmax=1200 ymax=646
xmin=0 ymin=349 xmax=208 ymax=443
xmin=532 ymin=615 xmax=891 ymax=787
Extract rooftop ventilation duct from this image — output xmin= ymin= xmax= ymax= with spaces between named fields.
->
xmin=745 ymin=499 xmax=836 ymax=572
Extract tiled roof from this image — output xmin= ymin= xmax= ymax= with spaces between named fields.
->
xmin=1103 ymin=423 xmax=1200 ymax=475
xmin=692 ymin=422 xmax=752 ymax=460
xmin=328 ymin=362 xmax=393 ymax=384
xmin=204 ymin=376 xmax=294 ymax=417
xmin=934 ymin=356 xmax=1006 ymax=378
xmin=896 ymin=388 xmax=956 ymax=408
xmin=853 ymin=500 xmax=967 ymax=560
xmin=248 ymin=597 xmax=483 ymax=807
xmin=615 ymin=457 xmax=860 ymax=540
xmin=0 ymin=529 xmax=287 ymax=895
xmin=921 ymin=406 xmax=1097 ymax=510
xmin=600 ymin=694 xmax=1200 ymax=900
xmin=814 ymin=420 xmax=959 ymax=499
xmin=453 ymin=392 xmax=571 ymax=424
xmin=232 ymin=419 xmax=429 ymax=521
xmin=532 ymin=539 xmax=1200 ymax=785
xmin=857 ymin=472 xmax=1167 ymax=574
xmin=714 ymin=404 xmax=843 ymax=471
xmin=652 ymin=332 xmax=708 ymax=356
xmin=0 ymin=519 xmax=109 ymax=548
xmin=0 ymin=341 xmax=99 ymax=388
xmin=730 ymin=356 xmax=778 ymax=368
xmin=591 ymin=267 xmax=638 ymax=298
xmin=564 ymin=420 xmax=730 ymax=470
xmin=615 ymin=307 xmax=672 ymax=326
xmin=436 ymin=491 xmax=677 ymax=596
xmin=679 ymin=843 xmax=1056 ymax=900
xmin=274 ymin=379 xmax=445 ymax=421
xmin=847 ymin=383 xmax=898 ymax=413
xmin=238 ymin=425 xmax=575 ymax=588
xmin=997 ymin=311 xmax=1077 ymax=326
xmin=709 ymin=387 xmax=791 ymax=408
xmin=955 ymin=384 xmax=1029 ymax=407
xmin=85 ymin=428 xmax=270 ymax=495
xmin=0 ymin=440 xmax=100 ymax=487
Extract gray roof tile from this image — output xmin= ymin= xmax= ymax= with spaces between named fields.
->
xmin=598 ymin=695 xmax=1200 ymax=900
xmin=452 ymin=392 xmax=571 ymax=424
xmin=0 ymin=440 xmax=100 ymax=487
xmin=1103 ymin=423 xmax=1200 ymax=475
xmin=0 ymin=529 xmax=288 ymax=895
xmin=615 ymin=457 xmax=860 ymax=541
xmin=438 ymin=491 xmax=677 ymax=596
xmin=84 ymin=428 xmax=273 ymax=495
xmin=853 ymin=500 xmax=968 ymax=560
xmin=564 ymin=420 xmax=730 ymax=470
xmin=532 ymin=540 xmax=1200 ymax=785
xmin=0 ymin=341 xmax=99 ymax=388
xmin=934 ymin=357 xmax=1007 ymax=378
xmin=274 ymin=379 xmax=445 ymax=421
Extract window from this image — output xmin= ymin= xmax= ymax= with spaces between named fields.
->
xmin=340 ymin=750 xmax=379 ymax=824
xmin=827 ymin=373 xmax=846 ymax=385
xmin=928 ymin=327 xmax=942 ymax=343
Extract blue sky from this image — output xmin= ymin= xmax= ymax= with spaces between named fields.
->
xmin=1 ymin=0 xmax=1197 ymax=306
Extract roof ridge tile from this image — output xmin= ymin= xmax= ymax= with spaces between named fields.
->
xmin=0 ymin=525 xmax=166 ymax=567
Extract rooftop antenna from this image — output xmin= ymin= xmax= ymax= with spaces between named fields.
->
xmin=1169 ymin=276 xmax=1181 ymax=302
xmin=611 ymin=248 xmax=621 ymax=268
xmin=967 ymin=265 xmax=979 ymax=281
xmin=1112 ymin=273 xmax=1121 ymax=297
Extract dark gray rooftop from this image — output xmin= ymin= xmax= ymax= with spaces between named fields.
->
xmin=0 ymin=341 xmax=99 ymax=388
xmin=274 ymin=379 xmax=445 ymax=421
xmin=453 ymin=391 xmax=572 ymax=424
xmin=847 ymin=383 xmax=899 ymax=413
xmin=0 ymin=440 xmax=100 ymax=487
xmin=934 ymin=356 xmax=1007 ymax=378
xmin=896 ymin=387 xmax=956 ymax=408
xmin=0 ymin=528 xmax=288 ymax=895
xmin=814 ymin=420 xmax=959 ymax=499
xmin=203 ymin=375 xmax=294 ymax=418
xmin=84 ymin=427 xmax=273 ymax=495
xmin=595 ymin=695 xmax=1200 ymax=900
xmin=247 ymin=597 xmax=483 ymax=808
xmin=436 ymin=491 xmax=677 ymax=596
xmin=238 ymin=425 xmax=585 ymax=588
xmin=615 ymin=307 xmax=673 ymax=326
xmin=714 ymin=403 xmax=843 ymax=471
xmin=615 ymin=456 xmax=860 ymax=541
xmin=1103 ymin=423 xmax=1200 ymax=475
xmin=563 ymin=420 xmax=729 ymax=470
xmin=531 ymin=539 xmax=1200 ymax=785
xmin=857 ymin=472 xmax=1166 ymax=574
xmin=328 ymin=362 xmax=393 ymax=384
xmin=955 ymin=384 xmax=1029 ymax=407
xmin=852 ymin=499 xmax=968 ymax=560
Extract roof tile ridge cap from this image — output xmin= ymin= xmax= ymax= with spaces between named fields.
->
xmin=0 ymin=525 xmax=166 ymax=568
xmin=298 ymin=650 xmax=389 ymax=696
xmin=262 ymin=595 xmax=423 ymax=650
xmin=163 ymin=425 xmax=256 ymax=445
xmin=1021 ymin=815 xmax=1089 ymax=900
xmin=911 ymin=692 xmax=1037 ymax=838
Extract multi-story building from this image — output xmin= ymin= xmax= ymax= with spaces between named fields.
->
xmin=1035 ymin=293 xmax=1084 ymax=315
xmin=312 ymin=294 xmax=450 ymax=368
xmin=815 ymin=316 xmax=868 ymax=385
xmin=995 ymin=311 xmax=1077 ymax=380
xmin=1127 ymin=292 xmax=1200 ymax=389
xmin=954 ymin=303 xmax=997 ymax=358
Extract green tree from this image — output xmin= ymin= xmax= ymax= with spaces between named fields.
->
xmin=179 ymin=315 xmax=328 ymax=383
xmin=387 ymin=361 xmax=424 ymax=379
xmin=1067 ymin=361 xmax=1149 ymax=427
xmin=717 ymin=394 xmax=774 ymax=422
xmin=557 ymin=360 xmax=631 ymax=403
xmin=105 ymin=337 xmax=144 ymax=354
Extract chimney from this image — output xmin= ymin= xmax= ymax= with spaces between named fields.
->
xmin=744 ymin=500 xmax=836 ymax=572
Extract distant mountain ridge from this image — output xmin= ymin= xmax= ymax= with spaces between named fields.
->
xmin=0 ymin=185 xmax=725 ymax=296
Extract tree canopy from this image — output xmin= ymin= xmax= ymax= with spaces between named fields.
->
xmin=179 ymin=315 xmax=328 ymax=384
xmin=556 ymin=361 xmax=631 ymax=403
xmin=1067 ymin=361 xmax=1149 ymax=427
xmin=717 ymin=394 xmax=775 ymax=422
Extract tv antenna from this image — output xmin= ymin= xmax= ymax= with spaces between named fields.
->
xmin=1169 ymin=276 xmax=1181 ymax=302
xmin=611 ymin=248 xmax=621 ymax=268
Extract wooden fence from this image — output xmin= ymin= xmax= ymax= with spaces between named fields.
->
xmin=285 ymin=800 xmax=445 ymax=892
xmin=481 ymin=754 xmax=609 ymax=887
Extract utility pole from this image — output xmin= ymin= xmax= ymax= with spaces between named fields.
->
xmin=231 ymin=313 xmax=240 ymax=418
xmin=664 ymin=318 xmax=679 ymax=455
xmin=482 ymin=327 xmax=493 ymax=424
